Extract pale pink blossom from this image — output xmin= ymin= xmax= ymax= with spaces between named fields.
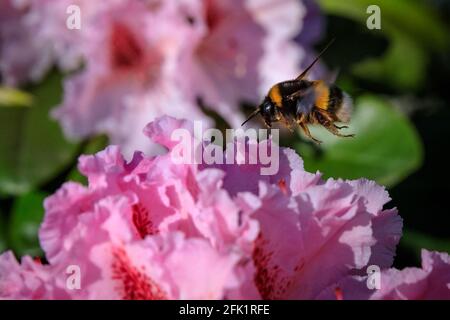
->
xmin=1 ymin=0 xmax=320 ymax=156
xmin=50 ymin=0 xmax=206 ymax=157
xmin=0 ymin=0 xmax=87 ymax=86
xmin=0 ymin=0 xmax=55 ymax=86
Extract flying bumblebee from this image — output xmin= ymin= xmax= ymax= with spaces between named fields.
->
xmin=241 ymin=39 xmax=354 ymax=144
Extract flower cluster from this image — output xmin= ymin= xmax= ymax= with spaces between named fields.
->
xmin=1 ymin=116 xmax=448 ymax=299
xmin=0 ymin=0 xmax=322 ymax=156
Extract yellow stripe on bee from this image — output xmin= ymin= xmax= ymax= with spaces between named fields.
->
xmin=313 ymin=80 xmax=330 ymax=110
xmin=268 ymin=85 xmax=283 ymax=108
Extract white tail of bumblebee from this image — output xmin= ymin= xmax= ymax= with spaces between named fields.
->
xmin=336 ymin=92 xmax=353 ymax=123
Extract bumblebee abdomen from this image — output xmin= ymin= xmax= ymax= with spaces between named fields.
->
xmin=312 ymin=80 xmax=330 ymax=110
xmin=326 ymin=85 xmax=343 ymax=112
xmin=327 ymin=85 xmax=352 ymax=123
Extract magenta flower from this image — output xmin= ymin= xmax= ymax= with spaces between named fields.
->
xmin=2 ymin=115 xmax=447 ymax=300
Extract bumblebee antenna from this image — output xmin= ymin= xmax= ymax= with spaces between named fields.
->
xmin=241 ymin=109 xmax=260 ymax=126
xmin=296 ymin=37 xmax=335 ymax=80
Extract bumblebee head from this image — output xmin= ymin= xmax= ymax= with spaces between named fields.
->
xmin=260 ymin=97 xmax=282 ymax=127
xmin=241 ymin=97 xmax=281 ymax=128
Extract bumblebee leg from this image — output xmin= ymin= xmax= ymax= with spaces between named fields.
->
xmin=314 ymin=109 xmax=354 ymax=138
xmin=315 ymin=108 xmax=335 ymax=123
xmin=299 ymin=122 xmax=322 ymax=144
xmin=283 ymin=116 xmax=295 ymax=132
xmin=285 ymin=122 xmax=294 ymax=132
xmin=325 ymin=123 xmax=355 ymax=138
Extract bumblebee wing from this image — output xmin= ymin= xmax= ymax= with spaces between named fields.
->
xmin=324 ymin=68 xmax=340 ymax=85
xmin=295 ymin=38 xmax=335 ymax=80
xmin=296 ymin=88 xmax=316 ymax=114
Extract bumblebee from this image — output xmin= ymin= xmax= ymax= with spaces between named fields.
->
xmin=242 ymin=39 xmax=354 ymax=144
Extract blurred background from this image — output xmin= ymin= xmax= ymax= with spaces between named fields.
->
xmin=0 ymin=0 xmax=449 ymax=269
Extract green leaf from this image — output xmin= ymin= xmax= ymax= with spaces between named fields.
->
xmin=297 ymin=95 xmax=423 ymax=187
xmin=0 ymin=87 xmax=34 ymax=108
xmin=8 ymin=191 xmax=47 ymax=257
xmin=318 ymin=0 xmax=449 ymax=89
xmin=0 ymin=71 xmax=79 ymax=195
xmin=401 ymin=229 xmax=450 ymax=256
xmin=352 ymin=31 xmax=427 ymax=89
xmin=318 ymin=0 xmax=448 ymax=51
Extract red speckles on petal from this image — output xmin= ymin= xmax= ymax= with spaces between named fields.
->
xmin=252 ymin=234 xmax=288 ymax=299
xmin=334 ymin=287 xmax=344 ymax=300
xmin=132 ymin=203 xmax=156 ymax=239
xmin=112 ymin=248 xmax=166 ymax=300
xmin=186 ymin=168 xmax=200 ymax=201
xmin=110 ymin=22 xmax=144 ymax=70
xmin=294 ymin=261 xmax=304 ymax=272
xmin=204 ymin=0 xmax=222 ymax=31
xmin=278 ymin=178 xmax=287 ymax=195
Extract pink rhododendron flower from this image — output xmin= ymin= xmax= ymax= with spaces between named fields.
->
xmin=0 ymin=0 xmax=53 ymax=86
xmin=0 ymin=0 xmax=87 ymax=86
xmin=1 ymin=0 xmax=320 ymax=156
xmin=51 ymin=0 xmax=203 ymax=157
xmin=2 ymin=115 xmax=447 ymax=300
xmin=317 ymin=250 xmax=450 ymax=300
